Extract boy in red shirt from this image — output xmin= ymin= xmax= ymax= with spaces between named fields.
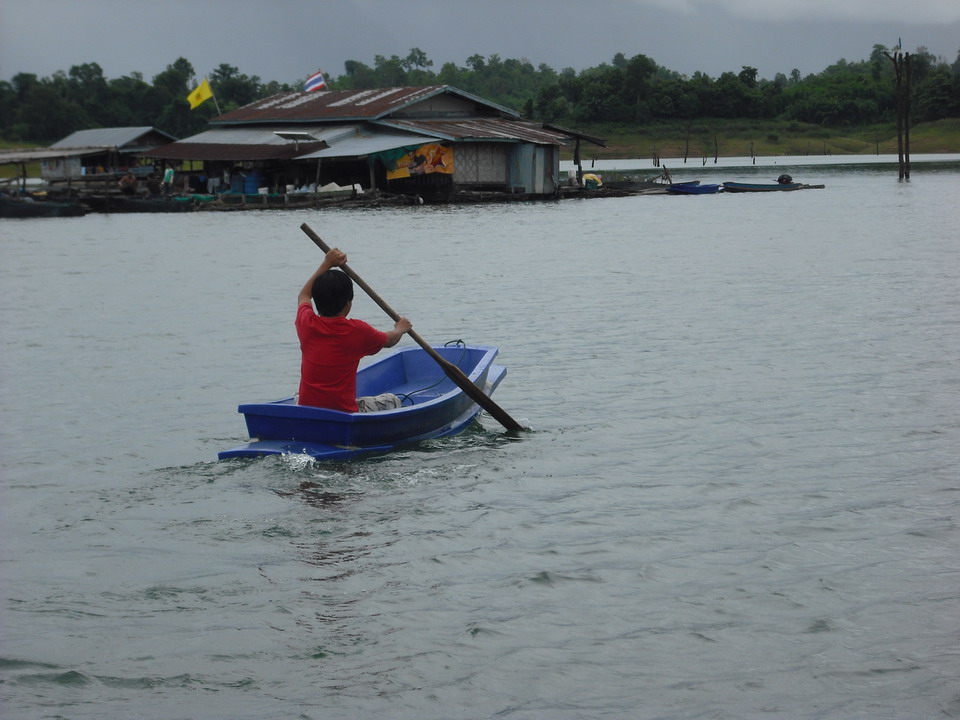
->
xmin=296 ymin=248 xmax=412 ymax=411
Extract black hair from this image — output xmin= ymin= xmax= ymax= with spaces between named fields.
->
xmin=312 ymin=269 xmax=354 ymax=316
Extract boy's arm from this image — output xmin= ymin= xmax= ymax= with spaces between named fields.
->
xmin=298 ymin=248 xmax=347 ymax=306
xmin=382 ymin=317 xmax=412 ymax=348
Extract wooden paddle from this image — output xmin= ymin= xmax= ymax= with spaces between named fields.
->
xmin=300 ymin=223 xmax=524 ymax=432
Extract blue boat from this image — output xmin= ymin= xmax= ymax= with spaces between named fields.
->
xmin=218 ymin=344 xmax=507 ymax=460
xmin=722 ymin=181 xmax=803 ymax=192
xmin=667 ymin=182 xmax=721 ymax=195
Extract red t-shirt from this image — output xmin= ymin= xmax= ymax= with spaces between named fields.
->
xmin=296 ymin=303 xmax=387 ymax=411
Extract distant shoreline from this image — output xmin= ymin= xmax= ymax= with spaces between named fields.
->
xmin=560 ymin=153 xmax=960 ymax=172
xmin=564 ymin=118 xmax=960 ymax=162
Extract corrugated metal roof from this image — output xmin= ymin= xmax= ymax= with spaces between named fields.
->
xmin=171 ymin=125 xmax=354 ymax=146
xmin=0 ymin=147 xmax=106 ymax=164
xmin=143 ymin=117 xmax=572 ymax=163
xmin=141 ymin=125 xmax=362 ymax=161
xmin=144 ymin=142 xmax=325 ymax=162
xmin=374 ymin=118 xmax=573 ymax=145
xmin=296 ymin=129 xmax=443 ymax=160
xmin=50 ymin=126 xmax=176 ymax=149
xmin=214 ymin=85 xmax=519 ymax=125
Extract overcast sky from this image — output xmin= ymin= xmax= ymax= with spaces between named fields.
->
xmin=2 ymin=0 xmax=959 ymax=87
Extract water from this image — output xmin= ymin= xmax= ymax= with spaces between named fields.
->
xmin=2 ymin=162 xmax=959 ymax=719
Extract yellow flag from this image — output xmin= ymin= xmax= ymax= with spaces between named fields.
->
xmin=187 ymin=78 xmax=213 ymax=109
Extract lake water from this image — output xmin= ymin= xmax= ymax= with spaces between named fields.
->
xmin=2 ymin=159 xmax=959 ymax=719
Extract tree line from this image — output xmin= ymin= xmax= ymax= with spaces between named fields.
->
xmin=2 ymin=45 xmax=959 ymax=145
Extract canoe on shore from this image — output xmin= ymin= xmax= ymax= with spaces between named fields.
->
xmin=218 ymin=344 xmax=507 ymax=460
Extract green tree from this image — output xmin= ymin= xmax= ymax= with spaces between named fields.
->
xmin=210 ymin=64 xmax=262 ymax=111
xmin=12 ymin=79 xmax=90 ymax=142
xmin=152 ymin=58 xmax=208 ymax=138
xmin=404 ymin=48 xmax=432 ymax=71
xmin=105 ymin=72 xmax=154 ymax=126
xmin=0 ymin=79 xmax=15 ymax=136
xmin=914 ymin=68 xmax=960 ymax=120
xmin=342 ymin=59 xmax=378 ymax=89
xmin=622 ymin=54 xmax=658 ymax=121
xmin=373 ymin=55 xmax=407 ymax=86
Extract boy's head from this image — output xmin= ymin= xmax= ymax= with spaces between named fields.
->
xmin=312 ymin=269 xmax=353 ymax=316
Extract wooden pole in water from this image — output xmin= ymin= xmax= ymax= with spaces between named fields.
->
xmin=896 ymin=54 xmax=904 ymax=179
xmin=904 ymin=53 xmax=912 ymax=179
xmin=885 ymin=50 xmax=905 ymax=179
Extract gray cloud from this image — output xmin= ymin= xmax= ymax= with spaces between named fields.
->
xmin=642 ymin=0 xmax=960 ymax=24
xmin=1 ymin=0 xmax=957 ymax=87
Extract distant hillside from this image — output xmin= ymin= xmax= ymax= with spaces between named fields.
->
xmin=566 ymin=119 xmax=960 ymax=161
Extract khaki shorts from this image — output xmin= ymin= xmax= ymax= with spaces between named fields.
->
xmin=356 ymin=393 xmax=402 ymax=412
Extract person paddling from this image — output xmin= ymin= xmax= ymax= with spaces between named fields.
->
xmin=296 ymin=248 xmax=412 ymax=412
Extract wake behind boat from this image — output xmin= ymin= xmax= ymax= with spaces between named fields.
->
xmin=218 ymin=344 xmax=507 ymax=460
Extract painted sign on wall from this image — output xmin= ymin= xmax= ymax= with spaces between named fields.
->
xmin=385 ymin=143 xmax=453 ymax=180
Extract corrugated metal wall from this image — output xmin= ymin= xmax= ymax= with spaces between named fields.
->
xmin=454 ymin=143 xmax=508 ymax=184
xmin=455 ymin=142 xmax=559 ymax=194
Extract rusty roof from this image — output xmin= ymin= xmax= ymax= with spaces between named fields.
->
xmin=143 ymin=117 xmax=576 ymax=163
xmin=214 ymin=85 xmax=518 ymax=125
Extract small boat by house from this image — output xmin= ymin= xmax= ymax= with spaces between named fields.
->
xmin=79 ymin=195 xmax=195 ymax=213
xmin=0 ymin=196 xmax=89 ymax=218
xmin=722 ymin=181 xmax=803 ymax=193
xmin=218 ymin=344 xmax=507 ymax=460
xmin=667 ymin=182 xmax=721 ymax=195
xmin=601 ymin=169 xmax=675 ymax=194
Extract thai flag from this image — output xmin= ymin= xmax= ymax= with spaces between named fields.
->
xmin=304 ymin=70 xmax=327 ymax=92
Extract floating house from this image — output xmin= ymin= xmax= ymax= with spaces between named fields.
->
xmin=44 ymin=127 xmax=177 ymax=180
xmin=144 ymin=85 xmax=603 ymax=200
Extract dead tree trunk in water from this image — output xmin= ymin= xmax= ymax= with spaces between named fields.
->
xmin=885 ymin=50 xmax=910 ymax=179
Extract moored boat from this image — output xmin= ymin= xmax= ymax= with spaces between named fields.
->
xmin=79 ymin=195 xmax=195 ymax=213
xmin=0 ymin=196 xmax=89 ymax=218
xmin=667 ymin=182 xmax=721 ymax=195
xmin=218 ymin=344 xmax=507 ymax=460
xmin=722 ymin=181 xmax=803 ymax=193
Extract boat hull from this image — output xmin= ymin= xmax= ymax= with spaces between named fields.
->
xmin=722 ymin=182 xmax=803 ymax=192
xmin=80 ymin=196 xmax=194 ymax=213
xmin=0 ymin=197 xmax=88 ymax=217
xmin=218 ymin=345 xmax=507 ymax=460
xmin=667 ymin=183 xmax=721 ymax=195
